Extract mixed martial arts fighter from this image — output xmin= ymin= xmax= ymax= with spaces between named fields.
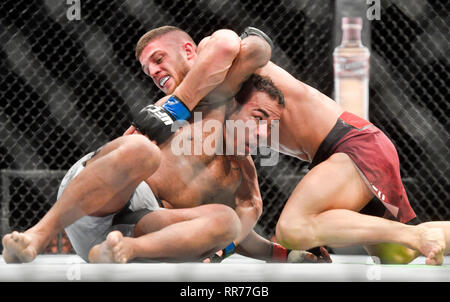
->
xmin=227 ymin=68 xmax=449 ymax=265
xmin=2 ymin=26 xmax=325 ymax=264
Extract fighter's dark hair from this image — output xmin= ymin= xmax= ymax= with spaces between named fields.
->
xmin=235 ymin=74 xmax=285 ymax=106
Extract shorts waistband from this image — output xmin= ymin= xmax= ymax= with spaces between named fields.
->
xmin=309 ymin=117 xmax=353 ymax=170
xmin=309 ymin=112 xmax=374 ymax=170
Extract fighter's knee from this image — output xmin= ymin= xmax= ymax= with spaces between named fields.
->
xmin=118 ymin=135 xmax=161 ymax=173
xmin=275 ymin=219 xmax=297 ymax=249
xmin=208 ymin=205 xmax=241 ymax=242
xmin=276 ymin=216 xmax=317 ymax=251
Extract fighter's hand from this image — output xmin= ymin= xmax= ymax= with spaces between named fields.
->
xmin=239 ymin=27 xmax=274 ymax=51
xmin=304 ymin=246 xmax=332 ymax=263
xmin=287 ymin=247 xmax=332 ymax=263
xmin=131 ymin=95 xmax=191 ymax=145
xmin=123 ymin=125 xmax=137 ymax=135
xmin=203 ymin=242 xmax=236 ymax=263
xmin=202 ymin=249 xmax=225 ymax=263
xmin=271 ymin=243 xmax=332 ymax=263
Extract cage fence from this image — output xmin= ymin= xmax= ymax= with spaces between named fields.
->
xmin=0 ymin=0 xmax=448 ymax=253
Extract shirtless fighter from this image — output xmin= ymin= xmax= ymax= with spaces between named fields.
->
xmin=2 ymin=26 xmax=318 ymax=264
xmin=89 ymin=27 xmax=327 ymax=264
xmin=1 ymin=27 xmax=256 ymax=263
xmin=228 ymin=71 xmax=449 ymax=265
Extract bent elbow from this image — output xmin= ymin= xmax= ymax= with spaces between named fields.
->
xmin=210 ymin=29 xmax=241 ymax=59
xmin=240 ymin=36 xmax=271 ymax=69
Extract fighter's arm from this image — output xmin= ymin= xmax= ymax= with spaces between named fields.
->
xmin=214 ymin=156 xmax=318 ymax=261
xmin=204 ymin=155 xmax=332 ymax=263
xmin=130 ymin=28 xmax=272 ymax=144
xmin=171 ymin=29 xmax=242 ymax=110
xmin=131 ymin=30 xmax=241 ymax=144
xmin=202 ymin=155 xmax=262 ymax=263
xmin=232 ymin=158 xmax=303 ymax=263
xmin=232 ymin=155 xmax=264 ymax=245
xmin=202 ymin=30 xmax=272 ymax=105
xmin=235 ymin=230 xmax=332 ymax=263
xmin=233 ymin=160 xmax=332 ymax=263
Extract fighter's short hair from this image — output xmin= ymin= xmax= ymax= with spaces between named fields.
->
xmin=235 ymin=74 xmax=285 ymax=106
xmin=135 ymin=25 xmax=195 ymax=59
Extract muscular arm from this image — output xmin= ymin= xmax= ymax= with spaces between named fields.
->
xmin=172 ymin=29 xmax=241 ymax=110
xmin=129 ymin=30 xmax=271 ymax=143
xmin=204 ymin=34 xmax=272 ymax=105
xmin=236 ymin=230 xmax=273 ymax=260
xmin=226 ymin=161 xmax=322 ymax=262
xmin=230 ymin=156 xmax=330 ymax=263
xmin=233 ymin=155 xmax=263 ymax=245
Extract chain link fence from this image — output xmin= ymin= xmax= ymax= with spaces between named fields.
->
xmin=369 ymin=0 xmax=449 ymax=224
xmin=0 ymin=0 xmax=448 ymax=253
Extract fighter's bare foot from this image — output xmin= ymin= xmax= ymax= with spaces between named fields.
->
xmin=88 ymin=231 xmax=133 ymax=263
xmin=417 ymin=227 xmax=445 ymax=266
xmin=2 ymin=231 xmax=37 ymax=263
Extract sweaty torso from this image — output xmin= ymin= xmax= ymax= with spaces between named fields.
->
xmin=145 ymin=105 xmax=242 ymax=209
xmin=257 ymin=61 xmax=344 ymax=162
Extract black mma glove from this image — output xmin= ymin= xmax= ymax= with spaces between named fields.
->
xmin=132 ymin=95 xmax=191 ymax=145
xmin=239 ymin=27 xmax=274 ymax=51
xmin=271 ymin=243 xmax=332 ymax=263
xmin=204 ymin=242 xmax=236 ymax=263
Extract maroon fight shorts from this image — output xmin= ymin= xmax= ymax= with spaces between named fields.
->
xmin=309 ymin=111 xmax=416 ymax=223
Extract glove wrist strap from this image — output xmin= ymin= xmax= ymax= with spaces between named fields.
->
xmin=222 ymin=242 xmax=236 ymax=258
xmin=271 ymin=242 xmax=290 ymax=262
xmin=162 ymin=95 xmax=191 ymax=120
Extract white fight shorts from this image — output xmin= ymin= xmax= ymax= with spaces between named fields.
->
xmin=58 ymin=151 xmax=162 ymax=262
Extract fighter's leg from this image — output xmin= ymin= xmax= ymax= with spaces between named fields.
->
xmin=88 ymin=204 xmax=241 ymax=263
xmin=275 ymin=153 xmax=445 ymax=265
xmin=206 ymin=34 xmax=271 ymax=104
xmin=2 ymin=135 xmax=161 ymax=263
